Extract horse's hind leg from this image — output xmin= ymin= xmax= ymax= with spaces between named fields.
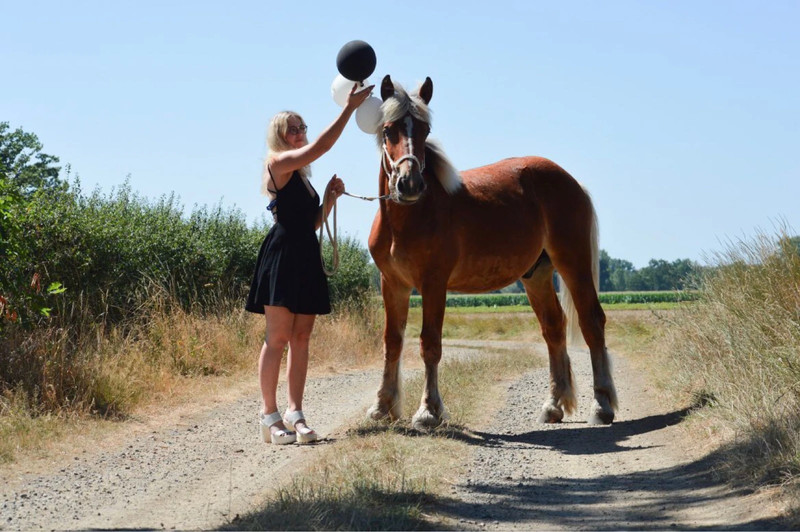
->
xmin=556 ymin=264 xmax=618 ymax=425
xmin=521 ymin=257 xmax=577 ymax=423
xmin=367 ymin=276 xmax=411 ymax=421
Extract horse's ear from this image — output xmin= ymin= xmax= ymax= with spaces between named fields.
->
xmin=418 ymin=77 xmax=433 ymax=105
xmin=381 ymin=75 xmax=394 ymax=101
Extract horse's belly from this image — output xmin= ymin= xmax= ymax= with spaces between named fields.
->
xmin=448 ymin=255 xmax=530 ymax=293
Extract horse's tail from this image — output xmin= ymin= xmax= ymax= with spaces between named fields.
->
xmin=559 ymin=195 xmax=599 ymax=346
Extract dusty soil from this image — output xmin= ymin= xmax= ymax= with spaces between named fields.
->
xmin=0 ymin=369 xmax=391 ymax=530
xmin=441 ymin=341 xmax=790 ymax=530
xmin=0 ymin=339 xmax=792 ymax=530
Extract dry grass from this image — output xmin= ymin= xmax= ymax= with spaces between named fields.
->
xmin=308 ymin=302 xmax=384 ymax=372
xmin=406 ymin=308 xmax=543 ymax=342
xmin=655 ymin=229 xmax=800 ymax=501
xmin=0 ymin=295 xmax=383 ymax=465
xmin=229 ymin=431 xmax=459 ymax=530
xmin=229 ymin=330 xmax=544 ymax=530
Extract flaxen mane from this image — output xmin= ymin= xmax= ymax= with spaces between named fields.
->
xmin=376 ymin=82 xmax=462 ymax=195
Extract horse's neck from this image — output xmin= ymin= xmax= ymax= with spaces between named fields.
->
xmin=380 ymin=170 xmax=446 ymax=230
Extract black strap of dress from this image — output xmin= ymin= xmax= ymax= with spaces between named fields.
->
xmin=266 ymin=165 xmax=278 ymax=219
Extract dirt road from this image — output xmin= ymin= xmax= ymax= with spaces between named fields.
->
xmin=441 ymin=341 xmax=787 ymax=529
xmin=0 ymin=340 xmax=789 ymax=530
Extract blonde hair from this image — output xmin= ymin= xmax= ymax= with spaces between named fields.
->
xmin=261 ymin=111 xmax=311 ymax=196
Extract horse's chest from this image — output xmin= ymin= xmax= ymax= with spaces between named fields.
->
xmin=388 ymin=236 xmax=440 ymax=269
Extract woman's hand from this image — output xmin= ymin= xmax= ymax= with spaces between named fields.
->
xmin=327 ymin=174 xmax=345 ymax=199
xmin=344 ymin=83 xmax=374 ymax=111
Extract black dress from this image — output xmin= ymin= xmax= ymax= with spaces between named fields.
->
xmin=246 ymin=171 xmax=331 ymax=315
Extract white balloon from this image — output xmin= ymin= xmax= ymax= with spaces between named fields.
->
xmin=331 ymin=74 xmax=370 ymax=107
xmin=356 ymin=96 xmax=383 ymax=134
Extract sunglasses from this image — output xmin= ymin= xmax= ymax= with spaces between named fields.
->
xmin=287 ymin=125 xmax=308 ymax=135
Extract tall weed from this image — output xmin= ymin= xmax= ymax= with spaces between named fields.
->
xmin=0 ymin=288 xmax=259 ymax=419
xmin=660 ymin=228 xmax=800 ymax=489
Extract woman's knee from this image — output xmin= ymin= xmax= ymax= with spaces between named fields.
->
xmin=290 ymin=330 xmax=312 ymax=348
xmin=290 ymin=315 xmax=316 ymax=347
xmin=265 ymin=332 xmax=291 ymax=351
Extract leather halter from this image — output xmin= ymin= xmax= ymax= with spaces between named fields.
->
xmin=381 ymin=120 xmax=425 ymax=201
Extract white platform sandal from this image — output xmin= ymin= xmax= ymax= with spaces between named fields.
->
xmin=283 ymin=410 xmax=318 ymax=444
xmin=260 ymin=412 xmax=296 ymax=444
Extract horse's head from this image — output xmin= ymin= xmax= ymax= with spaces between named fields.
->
xmin=378 ymin=74 xmax=433 ymax=204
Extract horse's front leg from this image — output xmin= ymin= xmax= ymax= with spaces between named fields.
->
xmin=367 ymin=277 xmax=411 ymax=421
xmin=412 ymin=286 xmax=449 ymax=430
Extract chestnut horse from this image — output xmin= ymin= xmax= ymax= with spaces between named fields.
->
xmin=366 ymin=75 xmax=617 ymax=429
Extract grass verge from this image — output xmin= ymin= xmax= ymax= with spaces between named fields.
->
xmin=417 ymin=302 xmax=684 ymax=314
xmin=654 ymin=229 xmax=800 ymax=521
xmin=227 ymin=340 xmax=544 ymax=530
xmin=405 ymin=308 xmax=542 ymax=342
xmin=0 ymin=298 xmax=382 ymax=465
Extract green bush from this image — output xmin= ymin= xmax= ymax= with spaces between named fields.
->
xmin=4 ymin=178 xmax=376 ymax=327
xmin=11 ymin=181 xmax=266 ymax=325
xmin=1 ymin=123 xmax=66 ymax=329
xmin=321 ymin=235 xmax=374 ymax=310
xmin=1 ymin=123 xmax=379 ymax=418
xmin=597 ymin=291 xmax=700 ymax=304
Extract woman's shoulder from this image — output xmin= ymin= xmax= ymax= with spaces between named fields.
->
xmin=267 ymin=160 xmax=298 ymax=191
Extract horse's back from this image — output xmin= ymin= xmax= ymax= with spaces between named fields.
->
xmin=456 ymin=156 xmax=590 ymax=224
xmin=461 ymin=156 xmax=579 ymax=193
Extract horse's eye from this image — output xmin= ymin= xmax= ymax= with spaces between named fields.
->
xmin=383 ymin=126 xmax=399 ymax=143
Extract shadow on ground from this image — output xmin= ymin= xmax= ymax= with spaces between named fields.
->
xmin=436 ymin=403 xmax=791 ymax=530
xmin=435 ymin=449 xmax=789 ymax=530
xmin=219 ymin=484 xmax=449 ymax=531
xmin=470 ymin=405 xmax=697 ymax=455
xmin=219 ymin=406 xmax=792 ymax=531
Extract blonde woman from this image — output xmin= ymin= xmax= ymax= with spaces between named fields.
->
xmin=246 ymin=83 xmax=373 ymax=444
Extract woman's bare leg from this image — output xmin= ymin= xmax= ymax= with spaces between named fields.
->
xmin=260 ymin=306 xmax=294 ymax=433
xmin=286 ymin=313 xmax=316 ymax=432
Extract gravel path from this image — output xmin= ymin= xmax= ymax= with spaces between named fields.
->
xmin=1 ymin=369 xmax=384 ymax=530
xmin=443 ymin=343 xmax=788 ymax=530
xmin=0 ymin=340 xmax=790 ymax=530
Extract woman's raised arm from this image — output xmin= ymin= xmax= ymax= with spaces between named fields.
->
xmin=269 ymin=84 xmax=374 ymax=179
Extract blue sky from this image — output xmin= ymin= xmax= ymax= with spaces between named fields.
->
xmin=3 ymin=1 xmax=798 ymax=268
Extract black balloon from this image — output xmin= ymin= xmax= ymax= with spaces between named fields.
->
xmin=336 ymin=40 xmax=377 ymax=81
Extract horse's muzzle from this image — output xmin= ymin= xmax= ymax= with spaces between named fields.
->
xmin=395 ymin=173 xmax=426 ymax=203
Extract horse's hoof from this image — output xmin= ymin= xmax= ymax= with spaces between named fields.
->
xmin=587 ymin=404 xmax=615 ymax=424
xmin=587 ymin=397 xmax=615 ymax=425
xmin=587 ymin=411 xmax=614 ymax=425
xmin=538 ymin=405 xmax=564 ymax=423
xmin=411 ymin=406 xmax=448 ymax=430
xmin=366 ymin=403 xmax=392 ymax=421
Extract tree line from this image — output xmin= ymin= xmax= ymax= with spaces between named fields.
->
xmin=598 ymin=250 xmax=699 ymax=292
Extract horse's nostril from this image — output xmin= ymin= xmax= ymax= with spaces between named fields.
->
xmin=398 ymin=177 xmax=424 ymax=197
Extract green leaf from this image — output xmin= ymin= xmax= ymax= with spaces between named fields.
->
xmin=47 ymin=282 xmax=67 ymax=295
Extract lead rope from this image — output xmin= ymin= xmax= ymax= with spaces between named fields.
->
xmin=318 ymin=181 xmax=338 ymax=277
xmin=318 ymin=183 xmax=392 ymax=277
